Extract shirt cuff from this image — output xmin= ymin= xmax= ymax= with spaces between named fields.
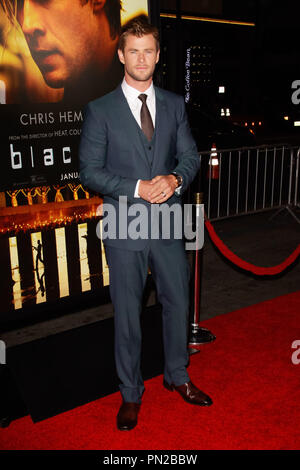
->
xmin=134 ymin=180 xmax=141 ymax=198
xmin=175 ymin=185 xmax=182 ymax=195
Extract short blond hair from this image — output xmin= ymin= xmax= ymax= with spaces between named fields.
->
xmin=118 ymin=15 xmax=160 ymax=52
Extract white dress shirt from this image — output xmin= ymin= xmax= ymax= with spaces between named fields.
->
xmin=121 ymin=78 xmax=156 ymax=130
xmin=121 ymin=78 xmax=182 ymax=197
xmin=121 ymin=79 xmax=156 ymax=198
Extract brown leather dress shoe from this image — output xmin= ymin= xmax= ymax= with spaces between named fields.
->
xmin=117 ymin=402 xmax=140 ymax=431
xmin=163 ymin=380 xmax=213 ymax=406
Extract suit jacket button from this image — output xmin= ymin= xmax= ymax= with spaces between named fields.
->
xmin=148 ymin=146 xmax=152 ymax=150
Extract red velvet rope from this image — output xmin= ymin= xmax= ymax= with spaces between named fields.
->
xmin=205 ymin=219 xmax=300 ymax=276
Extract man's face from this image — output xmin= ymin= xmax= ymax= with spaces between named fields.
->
xmin=118 ymin=34 xmax=160 ymax=85
xmin=18 ymin=0 xmax=100 ymax=88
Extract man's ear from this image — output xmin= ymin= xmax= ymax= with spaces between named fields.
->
xmin=118 ymin=48 xmax=125 ymax=65
xmin=156 ymin=49 xmax=160 ymax=64
xmin=92 ymin=0 xmax=106 ymax=13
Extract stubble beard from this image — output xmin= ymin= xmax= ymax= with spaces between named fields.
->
xmin=126 ymin=66 xmax=154 ymax=83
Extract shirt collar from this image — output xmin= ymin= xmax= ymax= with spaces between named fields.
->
xmin=121 ymin=78 xmax=155 ymax=104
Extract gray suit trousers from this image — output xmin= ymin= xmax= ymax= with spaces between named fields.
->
xmin=105 ymin=239 xmax=191 ymax=403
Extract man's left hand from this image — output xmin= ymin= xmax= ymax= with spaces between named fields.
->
xmin=148 ymin=175 xmax=178 ymax=204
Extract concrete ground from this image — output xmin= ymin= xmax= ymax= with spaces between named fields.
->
xmin=200 ymin=207 xmax=300 ymax=319
xmin=2 ymin=206 xmax=300 ymax=347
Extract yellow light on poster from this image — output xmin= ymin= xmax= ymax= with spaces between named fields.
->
xmin=55 ymin=227 xmax=69 ymax=299
xmin=77 ymin=222 xmax=92 ymax=293
xmin=8 ymin=236 xmax=22 ymax=310
xmin=31 ymin=231 xmax=46 ymax=304
xmin=121 ymin=0 xmax=148 ymax=23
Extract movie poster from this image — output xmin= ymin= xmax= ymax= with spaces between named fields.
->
xmin=0 ymin=0 xmax=149 ymax=325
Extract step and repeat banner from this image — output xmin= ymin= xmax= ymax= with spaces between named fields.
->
xmin=0 ymin=0 xmax=149 ymax=325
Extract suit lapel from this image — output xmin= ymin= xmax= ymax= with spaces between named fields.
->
xmin=152 ymin=86 xmax=168 ymax=172
xmin=113 ymin=85 xmax=150 ymax=167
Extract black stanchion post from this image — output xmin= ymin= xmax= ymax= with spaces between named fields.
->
xmin=189 ymin=192 xmax=216 ymax=347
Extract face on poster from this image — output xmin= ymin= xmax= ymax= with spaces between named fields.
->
xmin=0 ymin=0 xmax=149 ymax=105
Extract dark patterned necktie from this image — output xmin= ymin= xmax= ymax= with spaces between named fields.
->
xmin=138 ymin=94 xmax=154 ymax=141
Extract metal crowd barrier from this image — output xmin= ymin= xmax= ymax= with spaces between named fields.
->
xmin=187 ymin=144 xmax=300 ymax=223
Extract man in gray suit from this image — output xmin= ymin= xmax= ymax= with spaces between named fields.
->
xmin=79 ymin=16 xmax=212 ymax=431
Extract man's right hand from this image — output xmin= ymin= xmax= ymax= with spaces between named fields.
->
xmin=138 ymin=176 xmax=177 ymax=203
xmin=138 ymin=180 xmax=154 ymax=202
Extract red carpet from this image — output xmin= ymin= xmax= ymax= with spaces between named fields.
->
xmin=1 ymin=291 xmax=300 ymax=450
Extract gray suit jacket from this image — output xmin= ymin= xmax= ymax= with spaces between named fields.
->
xmin=79 ymin=84 xmax=199 ymax=250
